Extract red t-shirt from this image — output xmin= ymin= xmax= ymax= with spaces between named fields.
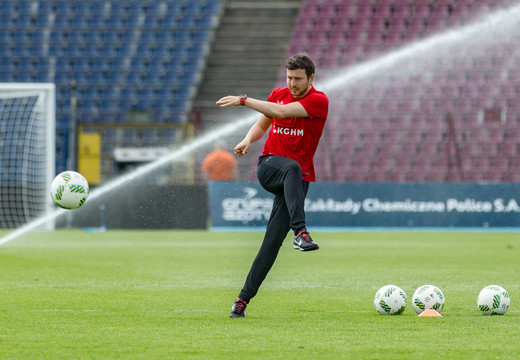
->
xmin=261 ymin=86 xmax=329 ymax=181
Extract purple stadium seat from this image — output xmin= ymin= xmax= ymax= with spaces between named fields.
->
xmin=406 ymin=17 xmax=426 ymax=32
xmin=329 ymin=31 xmax=347 ymax=47
xmin=349 ymin=4 xmax=371 ymax=19
xmin=381 ymin=127 xmax=402 ymax=142
xmin=336 ymin=2 xmax=357 ymax=18
xmin=468 ymin=157 xmax=490 ymax=172
xmin=483 ymin=171 xmax=504 ymax=182
xmin=502 ymin=170 xmax=520 ymax=182
xmin=319 ymin=3 xmax=337 ymax=18
xmin=346 ymin=29 xmax=365 ymax=45
xmin=373 ymin=4 xmax=392 ymax=19
xmin=320 ymin=57 xmax=338 ymax=69
xmin=345 ymin=170 xmax=366 ymax=182
xmin=367 ymin=170 xmax=388 ymax=182
xmin=397 ymin=143 xmax=418 ymax=159
xmin=426 ymin=17 xmax=448 ymax=33
xmin=386 ymin=170 xmax=408 ymax=182
xmin=361 ymin=42 xmax=380 ymax=57
xmin=431 ymin=3 xmax=451 ymax=18
xmin=414 ymin=151 xmax=435 ymax=168
xmin=429 ymin=155 xmax=448 ymax=172
xmin=462 ymin=171 xmax=484 ymax=182
xmin=509 ymin=156 xmax=520 ymax=175
xmin=459 ymin=142 xmax=481 ymax=158
xmin=486 ymin=127 xmax=505 ymax=142
xmin=294 ymin=17 xmax=314 ymax=32
xmin=418 ymin=141 xmax=440 ymax=156
xmin=338 ymin=141 xmax=357 ymax=158
xmin=499 ymin=84 xmax=517 ymax=99
xmin=355 ymin=142 xmax=379 ymax=158
xmin=333 ymin=18 xmax=351 ymax=32
xmin=300 ymin=3 xmax=318 ymax=18
xmin=424 ymin=128 xmax=445 ymax=142
xmin=491 ymin=157 xmax=510 ymax=172
xmin=387 ymin=17 xmax=407 ymax=32
xmin=452 ymin=3 xmax=472 ymax=18
xmin=309 ymin=31 xmax=328 ymax=45
xmin=381 ymin=32 xmax=403 ymax=50
xmin=424 ymin=171 xmax=446 ymax=182
xmin=484 ymin=141 xmax=500 ymax=157
xmin=371 ymin=156 xmax=393 ymax=172
xmin=349 ymin=17 xmax=372 ymax=32
xmin=393 ymin=154 xmax=413 ymax=172
xmin=396 ymin=99 xmax=416 ymax=114
xmin=499 ymin=142 xmax=518 ymax=158
xmin=412 ymin=3 xmax=431 ymax=18
xmin=365 ymin=30 xmax=383 ymax=45
xmin=392 ymin=3 xmax=412 ymax=19
xmin=408 ymin=170 xmax=428 ymax=182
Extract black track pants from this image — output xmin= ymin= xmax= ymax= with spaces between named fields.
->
xmin=238 ymin=155 xmax=309 ymax=302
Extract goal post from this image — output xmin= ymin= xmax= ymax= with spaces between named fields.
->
xmin=0 ymin=83 xmax=56 ymax=229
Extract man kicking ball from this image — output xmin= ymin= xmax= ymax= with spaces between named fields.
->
xmin=216 ymin=53 xmax=329 ymax=318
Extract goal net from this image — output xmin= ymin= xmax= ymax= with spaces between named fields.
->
xmin=0 ymin=83 xmax=56 ymax=229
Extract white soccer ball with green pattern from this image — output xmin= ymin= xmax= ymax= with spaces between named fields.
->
xmin=374 ymin=285 xmax=407 ymax=315
xmin=478 ymin=285 xmax=510 ymax=315
xmin=50 ymin=171 xmax=90 ymax=209
xmin=412 ymin=285 xmax=445 ymax=314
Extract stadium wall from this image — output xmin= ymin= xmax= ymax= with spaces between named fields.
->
xmin=58 ymin=184 xmax=208 ymax=229
xmin=209 ymin=181 xmax=520 ymax=230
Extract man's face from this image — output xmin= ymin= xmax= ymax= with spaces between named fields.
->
xmin=286 ymin=68 xmax=314 ymax=98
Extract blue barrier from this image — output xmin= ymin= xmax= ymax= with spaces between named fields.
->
xmin=209 ymin=182 xmax=520 ymax=230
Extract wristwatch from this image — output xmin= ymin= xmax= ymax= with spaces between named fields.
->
xmin=239 ymin=94 xmax=247 ymax=106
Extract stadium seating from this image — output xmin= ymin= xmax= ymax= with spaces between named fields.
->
xmin=0 ymin=0 xmax=222 ymax=173
xmin=4 ymin=0 xmax=520 ymax=183
xmin=288 ymin=0 xmax=520 ymax=182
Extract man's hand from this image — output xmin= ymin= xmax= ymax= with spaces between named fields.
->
xmin=234 ymin=139 xmax=251 ymax=157
xmin=216 ymin=96 xmax=240 ymax=107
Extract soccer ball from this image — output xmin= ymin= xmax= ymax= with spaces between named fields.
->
xmin=50 ymin=171 xmax=90 ymax=209
xmin=412 ymin=285 xmax=445 ymax=314
xmin=478 ymin=285 xmax=510 ymax=315
xmin=374 ymin=285 xmax=407 ymax=315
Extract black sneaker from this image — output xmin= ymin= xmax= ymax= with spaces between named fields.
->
xmin=230 ymin=297 xmax=247 ymax=318
xmin=293 ymin=229 xmax=319 ymax=251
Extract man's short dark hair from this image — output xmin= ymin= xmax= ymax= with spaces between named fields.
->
xmin=286 ymin=53 xmax=315 ymax=79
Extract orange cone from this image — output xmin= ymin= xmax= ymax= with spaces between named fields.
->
xmin=418 ymin=309 xmax=442 ymax=317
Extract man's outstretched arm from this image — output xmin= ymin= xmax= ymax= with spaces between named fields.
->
xmin=216 ymin=95 xmax=308 ymax=119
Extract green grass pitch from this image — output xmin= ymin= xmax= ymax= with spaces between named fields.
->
xmin=0 ymin=229 xmax=519 ymax=359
